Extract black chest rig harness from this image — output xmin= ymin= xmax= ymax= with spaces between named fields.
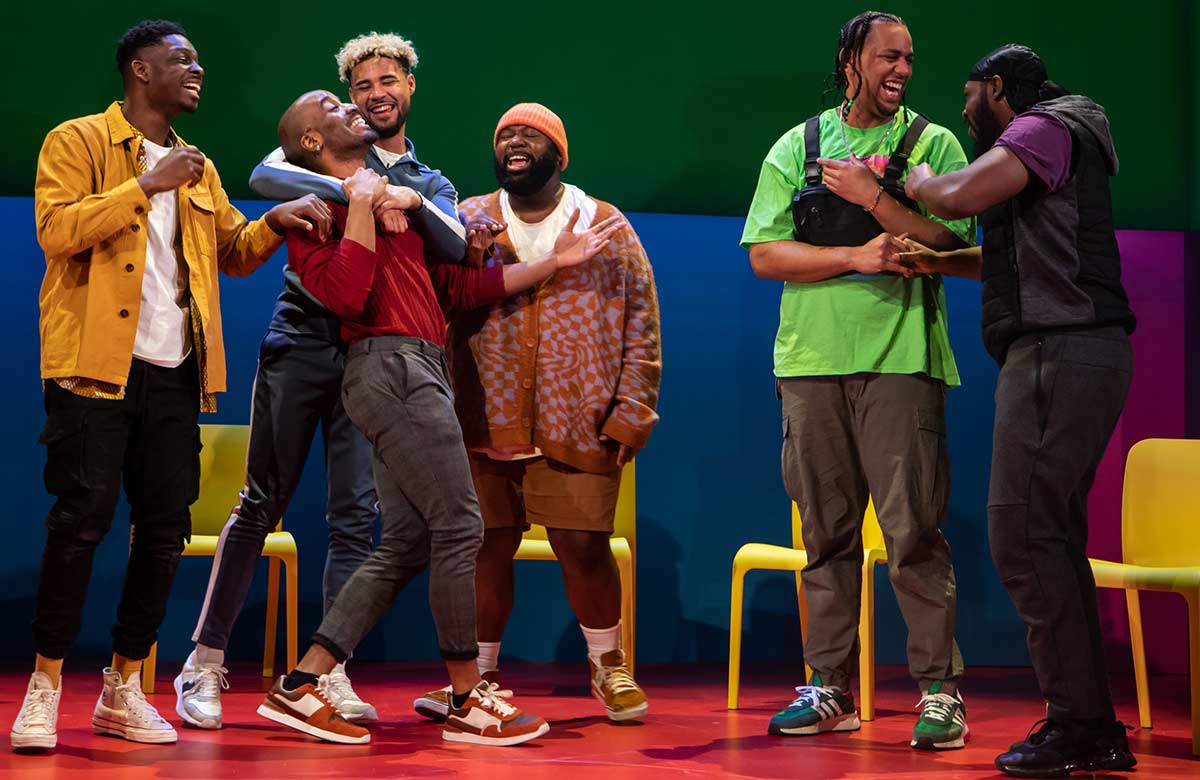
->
xmin=791 ymin=112 xmax=930 ymax=247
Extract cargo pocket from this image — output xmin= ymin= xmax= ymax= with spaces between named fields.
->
xmin=781 ymin=414 xmax=802 ymax=503
xmin=39 ymin=410 xmax=89 ymax=497
xmin=917 ymin=406 xmax=950 ymax=522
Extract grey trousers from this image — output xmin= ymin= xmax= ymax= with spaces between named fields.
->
xmin=312 ymin=336 xmax=483 ymax=662
xmin=988 ymin=326 xmax=1132 ymax=722
xmin=780 ymin=373 xmax=963 ymax=692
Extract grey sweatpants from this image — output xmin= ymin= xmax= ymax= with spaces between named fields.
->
xmin=312 ymin=336 xmax=483 ymax=662
xmin=780 ymin=373 xmax=963 ymax=692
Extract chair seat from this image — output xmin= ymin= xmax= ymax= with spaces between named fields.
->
xmin=733 ymin=542 xmax=808 ymax=572
xmin=1089 ymin=558 xmax=1200 ymax=592
xmin=180 ymin=531 xmax=297 ymax=558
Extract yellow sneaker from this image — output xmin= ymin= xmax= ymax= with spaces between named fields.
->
xmin=590 ymin=650 xmax=648 ymax=722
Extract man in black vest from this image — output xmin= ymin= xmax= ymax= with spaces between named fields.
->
xmin=903 ymin=44 xmax=1138 ymax=778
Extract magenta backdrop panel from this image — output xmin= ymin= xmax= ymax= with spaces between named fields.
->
xmin=1088 ymin=230 xmax=1190 ymax=674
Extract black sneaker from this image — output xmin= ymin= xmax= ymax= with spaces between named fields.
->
xmin=995 ymin=718 xmax=1137 ymax=778
xmin=766 ymin=672 xmax=860 ymax=736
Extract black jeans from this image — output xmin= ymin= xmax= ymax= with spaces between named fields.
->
xmin=34 ymin=356 xmax=201 ymax=660
xmin=988 ymin=326 xmax=1132 ymax=722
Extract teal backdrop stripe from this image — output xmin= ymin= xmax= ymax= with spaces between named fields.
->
xmin=3 ymin=0 xmax=1193 ymax=229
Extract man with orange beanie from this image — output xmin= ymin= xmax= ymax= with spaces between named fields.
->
xmin=412 ymin=103 xmax=662 ymax=723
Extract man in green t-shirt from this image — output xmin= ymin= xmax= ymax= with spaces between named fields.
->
xmin=740 ymin=11 xmax=977 ymax=750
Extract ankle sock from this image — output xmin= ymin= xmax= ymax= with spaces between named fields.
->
xmin=476 ymin=641 xmax=500 ymax=676
xmin=195 ymin=644 xmax=225 ymax=668
xmin=580 ymin=622 xmax=620 ymax=667
xmin=283 ymin=669 xmax=320 ymax=691
xmin=451 ymin=690 xmax=471 ymax=709
xmin=111 ymin=653 xmax=143 ymax=683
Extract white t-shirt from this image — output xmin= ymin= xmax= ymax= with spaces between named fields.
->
xmin=499 ymin=184 xmax=597 ymax=264
xmin=372 ymin=144 xmax=412 ymax=168
xmin=132 ymin=139 xmax=191 ymax=367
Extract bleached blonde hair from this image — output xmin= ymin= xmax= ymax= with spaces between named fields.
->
xmin=335 ymin=32 xmax=419 ymax=83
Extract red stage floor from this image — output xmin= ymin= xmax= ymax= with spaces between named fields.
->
xmin=0 ymin=662 xmax=1194 ymax=779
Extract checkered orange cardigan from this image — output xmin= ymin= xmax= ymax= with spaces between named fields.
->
xmin=448 ymin=191 xmax=661 ymax=473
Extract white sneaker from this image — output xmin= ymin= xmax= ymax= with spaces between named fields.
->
xmin=174 ymin=654 xmax=229 ymax=729
xmin=93 ymin=668 xmax=177 ymax=743
xmin=323 ymin=663 xmax=378 ymax=724
xmin=11 ymin=672 xmax=61 ymax=750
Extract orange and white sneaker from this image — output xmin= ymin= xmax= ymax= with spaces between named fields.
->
xmin=415 ymin=671 xmax=504 ymax=722
xmin=443 ymin=679 xmax=547 ymax=746
xmin=590 ymin=649 xmax=648 ymax=722
xmin=257 ymin=675 xmax=370 ymax=744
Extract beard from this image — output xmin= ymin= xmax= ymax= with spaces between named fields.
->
xmin=494 ymin=148 xmax=560 ymax=196
xmin=364 ymin=101 xmax=408 ymax=140
xmin=970 ymin=101 xmax=1006 ymax=158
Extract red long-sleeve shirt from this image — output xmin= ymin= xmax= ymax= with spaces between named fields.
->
xmin=285 ymin=201 xmax=506 ymax=346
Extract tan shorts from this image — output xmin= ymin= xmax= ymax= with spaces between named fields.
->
xmin=469 ymin=453 xmax=621 ymax=533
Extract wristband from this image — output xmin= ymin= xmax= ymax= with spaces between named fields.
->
xmin=864 ymin=185 xmax=884 ymax=214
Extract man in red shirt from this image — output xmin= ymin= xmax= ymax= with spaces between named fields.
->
xmin=253 ymin=90 xmax=620 ymax=747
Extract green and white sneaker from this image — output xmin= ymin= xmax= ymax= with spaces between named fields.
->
xmin=767 ymin=673 xmax=860 ymax=736
xmin=911 ymin=681 xmax=968 ymax=750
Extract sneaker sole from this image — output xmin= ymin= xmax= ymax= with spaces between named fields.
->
xmin=591 ymin=689 xmax=648 ymax=722
xmin=343 ymin=707 xmax=379 ymax=725
xmin=11 ymin=732 xmax=56 ymax=750
xmin=92 ymin=716 xmax=178 ymax=743
xmin=442 ymin=720 xmax=549 ymax=746
xmin=256 ymin=702 xmax=370 ymax=745
xmin=912 ymin=724 xmax=969 ymax=748
xmin=769 ymin=712 xmax=861 ymax=736
xmin=912 ymin=724 xmax=970 ymax=750
xmin=173 ymin=674 xmax=222 ymax=730
xmin=414 ymin=698 xmax=449 ymax=722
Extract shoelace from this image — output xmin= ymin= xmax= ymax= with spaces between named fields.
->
xmin=789 ymin=685 xmax=834 ymax=709
xmin=325 ymin=670 xmax=362 ymax=703
xmin=484 ymin=681 xmax=514 ymax=699
xmin=118 ymin=681 xmax=170 ymax=726
xmin=599 ymin=664 xmax=640 ymax=696
xmin=478 ymin=688 xmax=518 ymax=718
xmin=1023 ymin=718 xmax=1061 ymax=746
xmin=193 ymin=666 xmax=230 ymax=700
xmin=915 ymin=691 xmax=959 ymax=722
xmin=22 ymin=689 xmax=57 ymax=726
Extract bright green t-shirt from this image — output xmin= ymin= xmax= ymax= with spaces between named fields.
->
xmin=741 ymin=107 xmax=975 ymax=386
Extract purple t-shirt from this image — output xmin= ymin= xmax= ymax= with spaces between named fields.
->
xmin=995 ymin=112 xmax=1073 ymax=192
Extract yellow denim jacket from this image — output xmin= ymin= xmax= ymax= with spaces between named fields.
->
xmin=35 ymin=101 xmax=281 ymax=394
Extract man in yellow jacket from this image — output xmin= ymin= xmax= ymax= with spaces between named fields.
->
xmin=11 ymin=19 xmax=326 ymax=752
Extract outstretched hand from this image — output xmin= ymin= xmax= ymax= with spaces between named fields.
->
xmin=553 ymin=209 xmax=625 ymax=269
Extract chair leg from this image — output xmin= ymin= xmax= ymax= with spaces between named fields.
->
xmin=263 ymin=557 xmax=281 ymax=678
xmin=616 ymin=550 xmax=635 ymax=675
xmin=142 ymin=642 xmax=157 ymax=694
xmin=795 ymin=571 xmax=811 ymax=684
xmin=285 ymin=553 xmax=299 ymax=673
xmin=1186 ymin=591 xmax=1199 ymax=757
xmin=858 ymin=563 xmax=876 ymax=722
xmin=728 ymin=563 xmax=747 ymax=710
xmin=1126 ymin=589 xmax=1152 ymax=729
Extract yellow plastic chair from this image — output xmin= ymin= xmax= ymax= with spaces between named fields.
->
xmin=514 ymin=461 xmax=636 ymax=672
xmin=728 ymin=499 xmax=887 ymax=719
xmin=142 ymin=424 xmax=298 ymax=693
xmin=1089 ymin=437 xmax=1200 ymax=755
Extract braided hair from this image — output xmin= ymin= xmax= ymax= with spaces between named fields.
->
xmin=825 ymin=11 xmax=905 ymax=113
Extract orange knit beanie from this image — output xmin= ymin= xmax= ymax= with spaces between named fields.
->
xmin=493 ymin=103 xmax=568 ymax=170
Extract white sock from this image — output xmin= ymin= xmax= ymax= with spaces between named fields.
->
xmin=477 ymin=642 xmax=500 ymax=676
xmin=580 ymin=622 xmax=620 ymax=667
xmin=194 ymin=644 xmax=225 ymax=668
